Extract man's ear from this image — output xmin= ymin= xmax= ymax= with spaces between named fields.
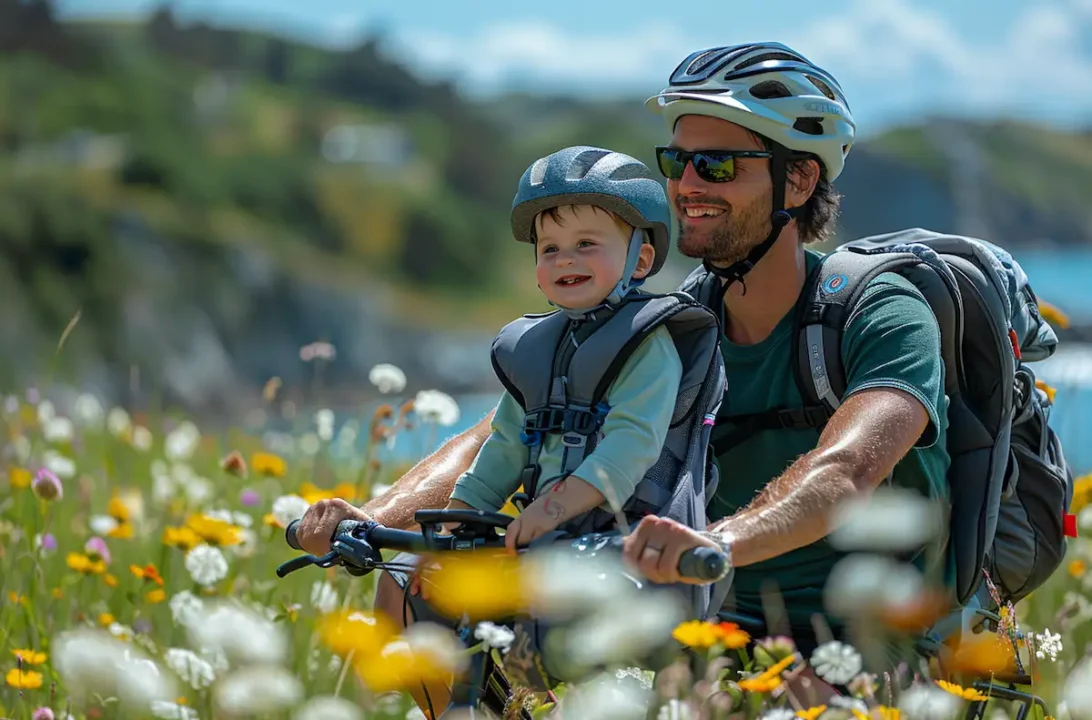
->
xmin=785 ymin=158 xmax=820 ymax=210
xmin=631 ymin=243 xmax=656 ymax=280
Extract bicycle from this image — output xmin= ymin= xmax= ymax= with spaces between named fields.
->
xmin=276 ymin=508 xmax=730 ymax=720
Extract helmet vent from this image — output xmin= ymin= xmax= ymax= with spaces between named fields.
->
xmin=805 ymin=74 xmax=837 ymax=102
xmin=687 ymin=49 xmax=727 ymax=75
xmin=609 ymin=162 xmax=653 ymax=181
xmin=566 ymin=149 xmax=610 ymax=180
xmin=793 ymin=117 xmax=824 ymax=136
xmin=749 ymin=81 xmax=791 ymax=99
xmin=529 ymin=158 xmax=549 ymax=186
xmin=735 ymin=51 xmax=802 ymax=70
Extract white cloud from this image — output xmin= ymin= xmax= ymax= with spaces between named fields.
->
xmin=391 ymin=0 xmax=1092 ymax=127
xmin=402 ymin=19 xmax=687 ymax=93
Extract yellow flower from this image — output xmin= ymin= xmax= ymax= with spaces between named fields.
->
xmin=98 ymin=613 xmax=115 ymax=626
xmin=1035 ymin=379 xmax=1057 ymax=404
xmin=318 ymin=610 xmax=399 ymax=659
xmin=66 ymin=552 xmax=106 ymax=575
xmin=107 ymin=522 xmax=134 ymax=539
xmin=299 ymin=482 xmax=357 ymax=505
xmin=130 ymin=563 xmax=165 ymax=587
xmin=104 ymin=574 xmax=119 ymax=588
xmin=737 ymin=675 xmax=781 ymax=693
xmin=672 ymin=620 xmax=722 ymax=648
xmin=8 ymin=592 xmax=27 ymax=607
xmin=162 ymin=526 xmax=202 ymax=552
xmin=351 ymin=636 xmax=456 ymax=693
xmin=935 ymin=679 xmax=989 ymax=701
xmin=1038 ymin=300 xmax=1070 ymax=329
xmin=948 ymin=632 xmax=1018 ymax=677
xmin=5 ymin=668 xmax=42 ymax=689
xmin=1070 ymin=559 xmax=1087 ymax=578
xmin=251 ymin=452 xmax=287 ymax=478
xmin=146 ymin=589 xmax=167 ymax=604
xmin=671 ymin=620 xmax=751 ymax=649
xmin=11 ymin=649 xmax=46 ymax=665
xmin=874 ymin=708 xmax=900 ymax=720
xmin=418 ymin=551 xmax=529 ymax=621
xmin=184 ymin=514 xmax=242 ymax=547
xmin=263 ymin=513 xmax=282 ymax=528
xmin=797 ymin=706 xmax=826 ymax=720
xmin=8 ymin=467 xmax=31 ymax=490
xmin=108 ymin=495 xmax=131 ymax=524
xmin=51 ymin=588 xmax=63 ymax=599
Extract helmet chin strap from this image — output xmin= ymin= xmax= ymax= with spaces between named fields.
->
xmin=548 ymin=228 xmax=648 ymax=320
xmin=703 ymin=143 xmax=802 ymax=302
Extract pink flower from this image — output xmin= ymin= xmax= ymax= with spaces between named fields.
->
xmin=32 ymin=468 xmax=63 ymax=501
xmin=84 ymin=536 xmax=110 ymax=565
xmin=32 ymin=707 xmax=54 ymax=720
xmin=240 ymin=489 xmax=260 ymax=507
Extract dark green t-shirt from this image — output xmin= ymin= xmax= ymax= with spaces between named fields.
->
xmin=708 ymin=250 xmax=951 ymax=632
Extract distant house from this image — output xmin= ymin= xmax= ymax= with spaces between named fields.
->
xmin=320 ymin=122 xmax=414 ymax=167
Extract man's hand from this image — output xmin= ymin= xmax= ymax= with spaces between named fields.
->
xmin=294 ymin=498 xmax=373 ymax=557
xmin=621 ymin=515 xmax=721 ymax=585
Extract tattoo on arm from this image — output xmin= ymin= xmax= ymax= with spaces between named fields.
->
xmin=543 ymin=480 xmax=567 ymax=520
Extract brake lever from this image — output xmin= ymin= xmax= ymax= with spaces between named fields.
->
xmin=276 ymin=550 xmax=340 ymax=578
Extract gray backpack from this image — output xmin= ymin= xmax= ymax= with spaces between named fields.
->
xmin=491 ymin=291 xmax=727 ymax=617
xmin=681 ymin=227 xmax=1075 ymax=606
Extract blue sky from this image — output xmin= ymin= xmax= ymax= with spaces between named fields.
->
xmin=58 ymin=0 xmax=1092 ymax=136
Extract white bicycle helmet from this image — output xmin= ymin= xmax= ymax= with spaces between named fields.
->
xmin=647 ymin=42 xmax=856 ymax=181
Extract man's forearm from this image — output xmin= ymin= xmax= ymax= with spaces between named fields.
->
xmin=709 ymin=444 xmax=861 ymax=567
xmin=361 ymin=407 xmax=496 ymax=529
xmin=709 ymin=388 xmax=928 ymax=567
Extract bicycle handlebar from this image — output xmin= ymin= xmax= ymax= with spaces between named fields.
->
xmin=281 ymin=515 xmax=729 ymax=584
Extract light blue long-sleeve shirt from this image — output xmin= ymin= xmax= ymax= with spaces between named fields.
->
xmin=451 ymin=325 xmax=683 ymax=512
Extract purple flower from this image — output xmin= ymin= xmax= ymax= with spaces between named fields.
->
xmin=240 ymin=488 xmax=260 ymax=507
xmin=84 ymin=536 xmax=111 ymax=565
xmin=32 ymin=468 xmax=63 ymax=501
xmin=32 ymin=707 xmax=54 ymax=720
xmin=25 ymin=387 xmax=39 ymax=404
xmin=39 ymin=533 xmax=57 ymax=552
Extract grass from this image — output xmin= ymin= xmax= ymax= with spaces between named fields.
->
xmin=0 ymin=368 xmax=1089 ymax=719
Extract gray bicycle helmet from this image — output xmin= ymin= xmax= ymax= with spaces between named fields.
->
xmin=647 ymin=43 xmax=856 ymax=294
xmin=511 ymin=146 xmax=671 ymax=311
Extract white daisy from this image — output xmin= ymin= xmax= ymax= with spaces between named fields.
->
xmin=898 ymin=682 xmax=962 ymax=720
xmin=413 ymin=390 xmax=460 ymax=426
xmin=272 ymin=495 xmax=311 ymax=528
xmin=184 ymin=545 xmax=229 ymax=587
xmin=164 ymin=648 xmax=216 ymax=690
xmin=810 ymin=641 xmax=863 ymax=685
xmin=473 ymin=621 xmax=515 ymax=652
xmin=293 ymin=695 xmax=362 ymax=720
xmin=368 ymin=363 xmax=406 ymax=394
xmin=214 ymin=665 xmax=302 ymax=716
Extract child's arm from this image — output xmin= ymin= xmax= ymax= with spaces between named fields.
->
xmin=448 ymin=391 xmax=529 ymax=512
xmin=504 ymin=326 xmax=684 ymax=549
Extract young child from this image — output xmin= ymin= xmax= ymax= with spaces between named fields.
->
xmin=444 ymin=145 xmax=684 ymax=551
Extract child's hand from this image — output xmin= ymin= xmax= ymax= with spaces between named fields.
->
xmin=504 ymin=475 xmax=606 ymax=553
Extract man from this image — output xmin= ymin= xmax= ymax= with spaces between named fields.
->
xmin=296 ymin=42 xmax=949 ymax=702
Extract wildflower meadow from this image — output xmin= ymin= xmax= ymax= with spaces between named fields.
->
xmin=1 ymin=353 xmax=1091 ymax=720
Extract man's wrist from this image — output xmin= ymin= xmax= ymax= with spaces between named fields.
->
xmin=698 ymin=529 xmax=734 ymax=568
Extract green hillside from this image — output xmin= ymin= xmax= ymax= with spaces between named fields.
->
xmin=1 ymin=0 xmax=1088 ymax=411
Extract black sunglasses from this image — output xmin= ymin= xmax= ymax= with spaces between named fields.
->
xmin=655 ymin=146 xmax=773 ymax=183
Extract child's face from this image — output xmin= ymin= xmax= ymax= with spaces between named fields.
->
xmin=534 ymin=205 xmax=655 ymax=309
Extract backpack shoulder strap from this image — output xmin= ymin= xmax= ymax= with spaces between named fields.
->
xmin=792 ymin=242 xmax=963 ymax=416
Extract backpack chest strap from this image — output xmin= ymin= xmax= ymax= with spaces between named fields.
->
xmin=710 ymin=405 xmax=831 ymax=457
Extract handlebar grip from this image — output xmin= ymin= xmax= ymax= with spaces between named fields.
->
xmin=285 ymin=519 xmax=302 ymax=551
xmin=677 ymin=546 xmax=729 ymax=583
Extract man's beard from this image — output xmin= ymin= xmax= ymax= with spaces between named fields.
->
xmin=675 ymin=194 xmax=771 ymax=266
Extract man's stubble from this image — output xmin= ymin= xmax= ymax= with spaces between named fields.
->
xmin=676 ymin=194 xmax=772 ymax=266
